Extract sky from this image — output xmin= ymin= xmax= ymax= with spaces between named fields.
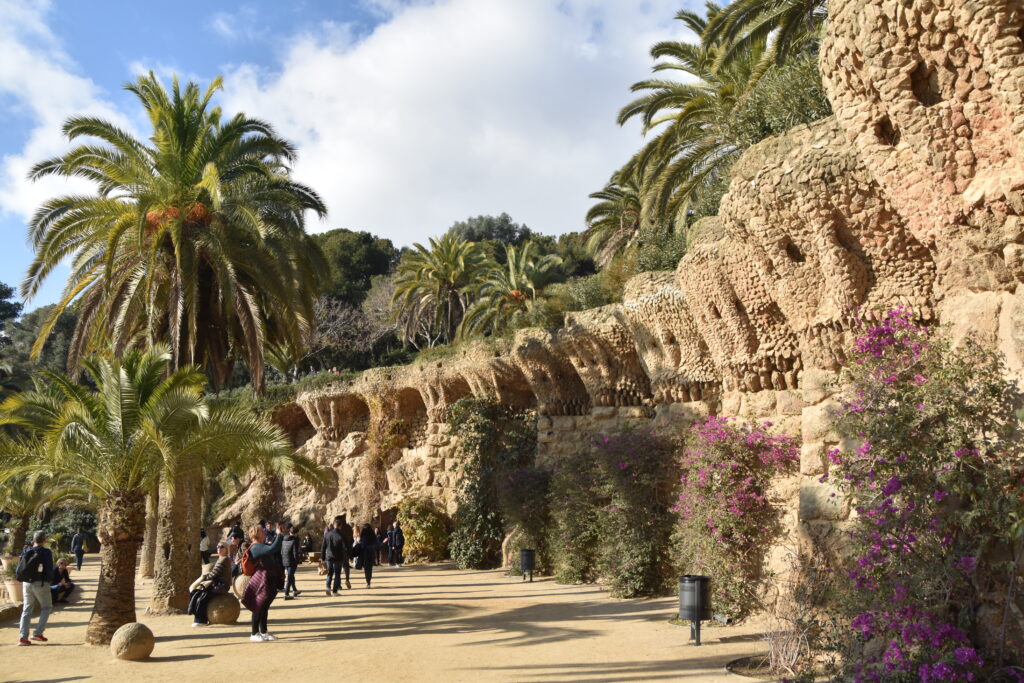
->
xmin=0 ymin=0 xmax=694 ymax=310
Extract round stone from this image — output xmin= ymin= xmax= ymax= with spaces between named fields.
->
xmin=207 ymin=593 xmax=241 ymax=624
xmin=110 ymin=622 xmax=155 ymax=660
xmin=232 ymin=574 xmax=250 ymax=600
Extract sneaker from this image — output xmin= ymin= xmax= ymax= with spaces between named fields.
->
xmin=249 ymin=634 xmax=265 ymax=642
xmin=18 ymin=638 xmax=31 ymax=646
xmin=325 ymin=589 xmax=332 ymax=596
xmin=31 ymin=634 xmax=47 ymax=642
xmin=284 ymin=595 xmax=293 ymax=600
xmin=261 ymin=632 xmax=277 ymax=641
xmin=332 ymin=590 xmax=339 ymax=596
xmin=366 ymin=582 xmax=372 ymax=588
xmin=345 ymin=580 xmax=351 ymax=589
xmin=192 ymin=622 xmax=209 ymax=628
xmin=294 ymin=590 xmax=302 ymax=596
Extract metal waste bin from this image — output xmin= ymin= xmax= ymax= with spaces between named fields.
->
xmin=678 ymin=575 xmax=711 ymax=645
xmin=520 ymin=548 xmax=536 ymax=582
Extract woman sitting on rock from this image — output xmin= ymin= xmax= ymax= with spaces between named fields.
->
xmin=191 ymin=541 xmax=232 ymax=627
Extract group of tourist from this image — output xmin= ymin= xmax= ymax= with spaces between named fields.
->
xmin=188 ymin=516 xmax=405 ymax=642
xmin=14 ymin=530 xmax=80 ymax=647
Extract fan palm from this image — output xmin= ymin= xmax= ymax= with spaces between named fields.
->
xmin=23 ymin=72 xmax=328 ymax=391
xmin=0 ymin=346 xmax=316 ymax=644
xmin=392 ymin=234 xmax=488 ymax=348
xmin=459 ymin=241 xmax=562 ymax=338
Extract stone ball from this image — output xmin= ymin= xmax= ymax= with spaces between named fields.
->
xmin=207 ymin=593 xmax=241 ymax=624
xmin=232 ymin=574 xmax=250 ymax=600
xmin=110 ymin=622 xmax=155 ymax=661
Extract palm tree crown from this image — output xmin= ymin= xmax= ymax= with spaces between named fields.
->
xmin=24 ymin=72 xmax=328 ymax=390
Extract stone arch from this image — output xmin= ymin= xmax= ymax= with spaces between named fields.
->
xmin=394 ymin=386 xmax=429 ymax=446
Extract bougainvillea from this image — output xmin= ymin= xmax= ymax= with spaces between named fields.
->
xmin=673 ymin=416 xmax=798 ymax=619
xmin=591 ymin=428 xmax=679 ymax=598
xmin=830 ymin=308 xmax=1024 ymax=681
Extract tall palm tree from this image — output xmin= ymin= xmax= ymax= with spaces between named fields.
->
xmin=615 ymin=5 xmax=768 ymax=230
xmin=583 ymin=170 xmax=646 ymax=268
xmin=0 ymin=347 xmax=314 ymax=644
xmin=23 ymin=72 xmax=328 ymax=391
xmin=459 ymin=241 xmax=562 ymax=338
xmin=703 ymin=0 xmax=826 ymax=70
xmin=392 ymin=234 xmax=488 ymax=348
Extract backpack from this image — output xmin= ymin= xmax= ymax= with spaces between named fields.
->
xmin=240 ymin=547 xmax=257 ymax=577
xmin=15 ymin=547 xmax=45 ymax=582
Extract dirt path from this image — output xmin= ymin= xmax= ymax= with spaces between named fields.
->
xmin=3 ymin=556 xmax=766 ymax=682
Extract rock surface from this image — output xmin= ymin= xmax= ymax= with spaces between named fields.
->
xmin=110 ymin=622 xmax=154 ymax=661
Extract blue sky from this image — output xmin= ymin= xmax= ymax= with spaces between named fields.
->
xmin=0 ymin=0 xmax=690 ymax=311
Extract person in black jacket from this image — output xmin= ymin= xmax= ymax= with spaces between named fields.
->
xmin=387 ymin=521 xmax=405 ymax=567
xmin=358 ymin=524 xmax=378 ymax=588
xmin=280 ymin=522 xmax=302 ymax=600
xmin=320 ymin=516 xmax=349 ymax=596
xmin=339 ymin=517 xmax=354 ymax=589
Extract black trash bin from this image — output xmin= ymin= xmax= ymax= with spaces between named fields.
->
xmin=678 ymin=575 xmax=711 ymax=645
xmin=520 ymin=548 xmax=536 ymax=582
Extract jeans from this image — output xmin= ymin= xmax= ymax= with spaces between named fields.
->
xmin=20 ymin=582 xmax=52 ymax=639
xmin=326 ymin=559 xmax=343 ymax=592
xmin=284 ymin=565 xmax=297 ymax=595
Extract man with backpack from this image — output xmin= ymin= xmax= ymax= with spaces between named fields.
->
xmin=17 ymin=531 xmax=54 ymax=646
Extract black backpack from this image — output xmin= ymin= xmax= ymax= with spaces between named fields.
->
xmin=15 ymin=547 xmax=45 ymax=582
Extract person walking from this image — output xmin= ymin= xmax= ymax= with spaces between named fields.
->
xmin=387 ymin=521 xmax=405 ymax=567
xmin=70 ymin=528 xmax=85 ymax=571
xmin=375 ymin=526 xmax=387 ymax=566
xmin=280 ymin=522 xmax=302 ymax=600
xmin=340 ymin=518 xmax=354 ymax=589
xmin=241 ymin=522 xmax=285 ymax=642
xmin=262 ymin=519 xmax=277 ymax=545
xmin=16 ymin=531 xmax=54 ymax=646
xmin=321 ymin=516 xmax=349 ymax=596
xmin=191 ymin=541 xmax=232 ymax=627
xmin=199 ymin=528 xmax=211 ymax=564
xmin=358 ymin=524 xmax=378 ymax=588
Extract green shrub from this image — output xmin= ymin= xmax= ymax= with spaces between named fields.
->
xmin=446 ymin=397 xmax=537 ymax=570
xmin=592 ymin=428 xmax=679 ymax=598
xmin=548 ymin=450 xmax=603 ymax=584
xmin=397 ymin=497 xmax=451 ymax=563
xmin=498 ymin=467 xmax=552 ymax=574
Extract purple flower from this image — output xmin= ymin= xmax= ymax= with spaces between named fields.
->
xmin=882 ymin=476 xmax=902 ymax=496
xmin=954 ymin=556 xmax=977 ymax=573
xmin=932 ymin=490 xmax=948 ymax=502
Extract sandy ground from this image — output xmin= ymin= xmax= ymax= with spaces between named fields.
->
xmin=2 ymin=556 xmax=767 ymax=683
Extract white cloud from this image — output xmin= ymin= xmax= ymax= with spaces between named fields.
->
xmin=0 ymin=0 xmax=129 ymax=221
xmin=222 ymin=0 xmax=692 ymax=243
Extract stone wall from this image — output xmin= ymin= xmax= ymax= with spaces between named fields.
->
xmin=220 ymin=0 xmax=1024 ymax=576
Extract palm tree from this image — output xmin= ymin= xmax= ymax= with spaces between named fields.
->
xmin=583 ymin=170 xmax=646 ymax=268
xmin=392 ymin=234 xmax=488 ymax=348
xmin=703 ymin=0 xmax=826 ymax=70
xmin=459 ymin=241 xmax=562 ymax=338
xmin=615 ymin=5 xmax=767 ymax=230
xmin=0 ymin=347 xmax=313 ymax=644
xmin=0 ymin=468 xmax=84 ymax=554
xmin=23 ymin=72 xmax=328 ymax=391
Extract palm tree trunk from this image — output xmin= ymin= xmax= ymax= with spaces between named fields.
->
xmin=7 ymin=518 xmax=28 ymax=555
xmin=85 ymin=489 xmax=145 ymax=646
xmin=147 ymin=472 xmax=196 ymax=614
xmin=139 ymin=487 xmax=159 ymax=579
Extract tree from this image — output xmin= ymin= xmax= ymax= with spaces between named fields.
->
xmin=703 ymin=0 xmax=826 ymax=70
xmin=314 ymin=228 xmax=398 ymax=306
xmin=459 ymin=241 xmax=562 ymax=338
xmin=447 ymin=213 xmax=535 ymax=246
xmin=23 ymin=72 xmax=328 ymax=392
xmin=0 ymin=347 xmax=314 ymax=643
xmin=584 ymin=170 xmax=646 ymax=268
xmin=0 ymin=469 xmax=83 ymax=554
xmin=392 ymin=234 xmax=488 ymax=348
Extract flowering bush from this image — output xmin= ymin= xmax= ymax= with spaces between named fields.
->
xmin=547 ymin=450 xmax=603 ymax=584
xmin=592 ymin=428 xmax=679 ymax=598
xmin=830 ymin=308 xmax=1024 ymax=680
xmin=673 ymin=416 xmax=798 ymax=619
